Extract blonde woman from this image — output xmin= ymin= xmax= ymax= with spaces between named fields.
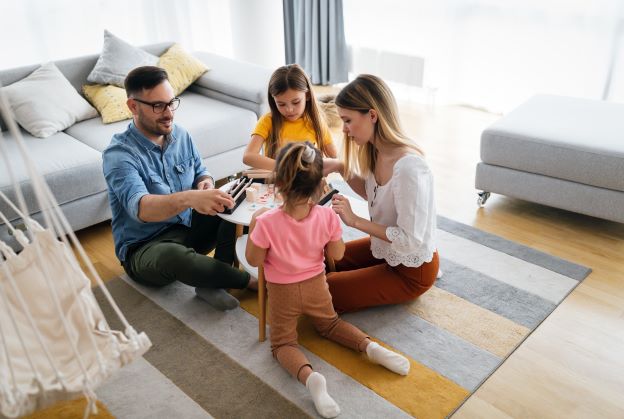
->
xmin=325 ymin=74 xmax=439 ymax=313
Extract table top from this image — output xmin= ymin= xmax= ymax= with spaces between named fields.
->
xmin=217 ymin=179 xmax=369 ymax=226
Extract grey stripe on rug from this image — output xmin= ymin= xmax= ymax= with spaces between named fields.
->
xmin=95 ymin=279 xmax=311 ymax=419
xmin=436 ymin=216 xmax=591 ymax=280
xmin=98 ymin=357 xmax=214 ymax=419
xmin=436 ymin=258 xmax=556 ymax=329
xmin=342 ymin=304 xmax=500 ymax=391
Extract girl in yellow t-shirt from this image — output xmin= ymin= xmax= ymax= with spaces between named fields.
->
xmin=243 ymin=64 xmax=338 ymax=170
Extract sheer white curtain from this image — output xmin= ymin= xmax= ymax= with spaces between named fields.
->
xmin=0 ymin=0 xmax=234 ymax=70
xmin=343 ymin=0 xmax=624 ymax=112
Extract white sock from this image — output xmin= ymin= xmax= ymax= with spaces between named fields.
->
xmin=305 ymin=372 xmax=341 ymax=418
xmin=366 ymin=342 xmax=410 ymax=376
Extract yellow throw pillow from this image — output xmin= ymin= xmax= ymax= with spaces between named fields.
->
xmin=82 ymin=84 xmax=132 ymax=124
xmin=158 ymin=44 xmax=209 ymax=96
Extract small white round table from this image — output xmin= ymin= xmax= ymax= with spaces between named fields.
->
xmin=217 ymin=179 xmax=369 ymax=231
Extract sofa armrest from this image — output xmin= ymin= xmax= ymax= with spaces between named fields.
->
xmin=189 ymin=52 xmax=272 ymax=118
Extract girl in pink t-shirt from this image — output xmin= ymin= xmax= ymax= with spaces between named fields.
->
xmin=246 ymin=142 xmax=409 ymax=419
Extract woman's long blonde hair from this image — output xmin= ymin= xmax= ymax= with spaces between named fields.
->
xmin=335 ymin=74 xmax=423 ymax=178
xmin=266 ymin=64 xmax=329 ymax=159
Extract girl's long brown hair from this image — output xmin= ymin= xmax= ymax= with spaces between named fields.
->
xmin=266 ymin=64 xmax=329 ymax=159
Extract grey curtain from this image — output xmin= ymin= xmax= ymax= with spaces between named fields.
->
xmin=283 ymin=0 xmax=348 ymax=85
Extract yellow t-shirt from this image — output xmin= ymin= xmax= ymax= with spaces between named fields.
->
xmin=252 ymin=113 xmax=334 ymax=152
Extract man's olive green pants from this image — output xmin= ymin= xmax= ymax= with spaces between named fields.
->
xmin=123 ymin=211 xmax=249 ymax=290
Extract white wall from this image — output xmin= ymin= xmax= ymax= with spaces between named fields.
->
xmin=343 ymin=0 xmax=624 ymax=111
xmin=0 ymin=0 xmax=283 ymax=71
xmin=230 ymin=0 xmax=285 ymax=68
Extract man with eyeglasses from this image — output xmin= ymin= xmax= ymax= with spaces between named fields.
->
xmin=102 ymin=66 xmax=253 ymax=311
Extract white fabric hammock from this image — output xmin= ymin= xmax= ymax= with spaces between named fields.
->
xmin=0 ymin=85 xmax=151 ymax=418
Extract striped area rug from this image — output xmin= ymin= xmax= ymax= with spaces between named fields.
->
xmin=94 ymin=215 xmax=590 ymax=419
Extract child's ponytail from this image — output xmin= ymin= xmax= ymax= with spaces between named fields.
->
xmin=274 ymin=142 xmax=323 ymax=208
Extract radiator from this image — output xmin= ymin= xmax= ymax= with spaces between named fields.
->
xmin=348 ymin=46 xmax=425 ymax=88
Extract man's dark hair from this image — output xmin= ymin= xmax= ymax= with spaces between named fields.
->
xmin=124 ymin=66 xmax=169 ymax=97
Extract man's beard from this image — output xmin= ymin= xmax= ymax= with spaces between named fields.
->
xmin=139 ymin=114 xmax=173 ymax=137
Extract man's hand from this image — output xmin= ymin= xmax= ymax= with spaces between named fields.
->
xmin=192 ymin=189 xmax=235 ymax=215
xmin=196 ymin=177 xmax=214 ymax=190
xmin=332 ymin=194 xmax=358 ymax=227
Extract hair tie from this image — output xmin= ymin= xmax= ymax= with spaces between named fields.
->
xmin=302 ymin=145 xmax=316 ymax=163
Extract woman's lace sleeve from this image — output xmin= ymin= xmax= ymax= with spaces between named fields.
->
xmin=387 ymin=159 xmax=434 ymax=253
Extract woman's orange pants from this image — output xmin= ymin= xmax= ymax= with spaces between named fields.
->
xmin=326 ymin=237 xmax=439 ymax=313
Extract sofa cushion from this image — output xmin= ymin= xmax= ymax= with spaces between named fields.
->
xmin=82 ymin=84 xmax=132 ymax=124
xmin=66 ymin=91 xmax=256 ymax=157
xmin=87 ymin=30 xmax=158 ymax=87
xmin=481 ymin=95 xmax=624 ymax=193
xmin=158 ymin=44 xmax=209 ymax=96
xmin=2 ymin=63 xmax=98 ymax=138
xmin=0 ymin=130 xmax=106 ymax=223
xmin=192 ymin=51 xmax=270 ymax=104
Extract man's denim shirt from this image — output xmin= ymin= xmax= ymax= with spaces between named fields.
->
xmin=102 ymin=122 xmax=210 ymax=262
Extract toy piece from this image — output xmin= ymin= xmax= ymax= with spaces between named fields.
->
xmin=318 ymin=182 xmax=339 ymax=206
xmin=245 ymin=187 xmax=257 ymax=202
xmin=222 ymin=176 xmax=255 ymax=214
xmin=243 ymin=168 xmax=272 ymax=180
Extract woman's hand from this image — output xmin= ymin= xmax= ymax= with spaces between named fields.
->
xmin=323 ymin=158 xmax=344 ymax=176
xmin=331 ymin=194 xmax=359 ymax=228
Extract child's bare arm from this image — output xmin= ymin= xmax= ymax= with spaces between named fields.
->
xmin=245 ymin=208 xmax=270 ymax=266
xmin=325 ymin=239 xmax=345 ymax=261
xmin=246 ymin=237 xmax=267 ymax=267
xmin=243 ymin=135 xmax=276 ymax=171
xmin=324 ymin=142 xmax=338 ymax=158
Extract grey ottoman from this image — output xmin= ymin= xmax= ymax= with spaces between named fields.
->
xmin=475 ymin=94 xmax=624 ymax=223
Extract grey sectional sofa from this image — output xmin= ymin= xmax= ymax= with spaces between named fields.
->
xmin=0 ymin=42 xmax=271 ymax=249
xmin=475 ymin=94 xmax=624 ymax=224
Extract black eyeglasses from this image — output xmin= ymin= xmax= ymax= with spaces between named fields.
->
xmin=132 ymin=97 xmax=180 ymax=113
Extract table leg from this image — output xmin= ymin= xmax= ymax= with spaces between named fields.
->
xmin=258 ymin=265 xmax=266 ymax=342
xmin=234 ymin=224 xmax=243 ymax=268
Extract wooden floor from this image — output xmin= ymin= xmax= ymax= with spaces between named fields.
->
xmin=75 ymin=91 xmax=624 ymax=418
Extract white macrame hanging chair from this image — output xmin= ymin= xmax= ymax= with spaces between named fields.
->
xmin=0 ymin=85 xmax=151 ymax=418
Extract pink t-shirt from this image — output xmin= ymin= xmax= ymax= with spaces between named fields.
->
xmin=249 ymin=205 xmax=342 ymax=284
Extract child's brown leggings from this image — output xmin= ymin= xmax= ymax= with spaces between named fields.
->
xmin=267 ymin=273 xmax=369 ymax=384
xmin=326 ymin=237 xmax=439 ymax=313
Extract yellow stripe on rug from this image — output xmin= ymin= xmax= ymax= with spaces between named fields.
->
xmin=407 ymin=286 xmax=530 ymax=358
xmin=234 ymin=290 xmax=469 ymax=419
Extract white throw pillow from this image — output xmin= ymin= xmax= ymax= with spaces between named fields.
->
xmin=2 ymin=62 xmax=98 ymax=138
xmin=87 ymin=30 xmax=158 ymax=87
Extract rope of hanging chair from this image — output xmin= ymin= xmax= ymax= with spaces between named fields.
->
xmin=0 ymin=80 xmax=151 ymax=418
xmin=0 ymin=92 xmax=135 ymax=335
xmin=0 ymin=178 xmax=102 ymax=397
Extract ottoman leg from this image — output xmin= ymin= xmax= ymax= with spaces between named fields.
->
xmin=477 ymin=191 xmax=491 ymax=207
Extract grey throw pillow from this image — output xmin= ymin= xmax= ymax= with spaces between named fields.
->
xmin=87 ymin=30 xmax=158 ymax=87
xmin=2 ymin=62 xmax=98 ymax=138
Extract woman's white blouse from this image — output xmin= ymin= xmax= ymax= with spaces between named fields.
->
xmin=365 ymin=154 xmax=436 ymax=267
